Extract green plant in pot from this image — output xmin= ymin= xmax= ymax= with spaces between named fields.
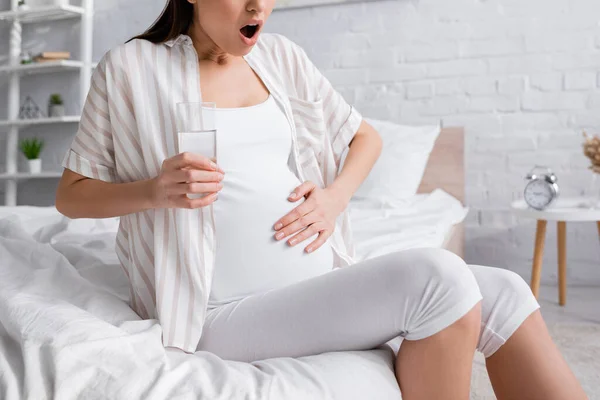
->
xmin=19 ymin=138 xmax=44 ymax=174
xmin=48 ymin=93 xmax=65 ymax=118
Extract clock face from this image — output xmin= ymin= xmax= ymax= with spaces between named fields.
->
xmin=524 ymin=179 xmax=555 ymax=210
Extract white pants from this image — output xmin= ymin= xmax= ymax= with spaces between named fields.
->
xmin=197 ymin=248 xmax=540 ymax=362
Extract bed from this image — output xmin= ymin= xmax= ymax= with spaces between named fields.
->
xmin=0 ymin=127 xmax=466 ymax=400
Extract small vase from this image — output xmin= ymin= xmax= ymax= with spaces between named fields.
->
xmin=584 ymin=170 xmax=600 ymax=208
xmin=27 ymin=159 xmax=42 ymax=174
xmin=48 ymin=104 xmax=65 ymax=118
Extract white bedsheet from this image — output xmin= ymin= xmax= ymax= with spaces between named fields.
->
xmin=0 ymin=192 xmax=466 ymax=400
xmin=350 ymin=189 xmax=468 ymax=262
xmin=0 ymin=207 xmax=400 ymax=400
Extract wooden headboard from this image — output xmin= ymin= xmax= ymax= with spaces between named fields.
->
xmin=417 ymin=127 xmax=465 ymax=258
xmin=417 ymin=127 xmax=465 ymax=204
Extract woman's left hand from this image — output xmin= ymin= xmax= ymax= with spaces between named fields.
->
xmin=273 ymin=181 xmax=348 ymax=253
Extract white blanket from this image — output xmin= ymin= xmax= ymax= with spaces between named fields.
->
xmin=0 ymin=207 xmax=400 ymax=400
xmin=0 ymin=192 xmax=465 ymax=400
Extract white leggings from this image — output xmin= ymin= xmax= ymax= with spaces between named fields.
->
xmin=197 ymin=248 xmax=540 ymax=362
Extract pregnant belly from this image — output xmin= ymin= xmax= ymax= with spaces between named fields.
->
xmin=209 ymin=169 xmax=334 ymax=306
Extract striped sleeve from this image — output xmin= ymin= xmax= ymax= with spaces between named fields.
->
xmin=61 ymin=55 xmax=117 ymax=182
xmin=288 ymin=39 xmax=363 ymax=167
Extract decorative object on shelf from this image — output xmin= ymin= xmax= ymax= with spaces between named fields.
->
xmin=583 ymin=132 xmax=600 ymax=173
xmin=524 ymin=165 xmax=560 ymax=211
xmin=583 ymin=132 xmax=600 ymax=208
xmin=20 ymin=51 xmax=33 ymax=64
xmin=48 ymin=93 xmax=64 ymax=117
xmin=33 ymin=51 xmax=70 ymax=63
xmin=19 ymin=138 xmax=44 ymax=174
xmin=17 ymin=1 xmax=30 ymax=11
xmin=19 ymin=96 xmax=45 ymax=119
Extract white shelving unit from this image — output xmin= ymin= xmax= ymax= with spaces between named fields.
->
xmin=1 ymin=0 xmax=94 ymax=206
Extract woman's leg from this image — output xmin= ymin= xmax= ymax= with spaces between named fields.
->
xmin=486 ymin=312 xmax=587 ymax=400
xmin=198 ymin=248 xmax=482 ymax=399
xmin=396 ymin=302 xmax=481 ymax=400
xmin=470 ymin=265 xmax=587 ymax=400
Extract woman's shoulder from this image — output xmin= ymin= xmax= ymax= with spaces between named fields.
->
xmin=99 ymin=38 xmax=160 ymax=74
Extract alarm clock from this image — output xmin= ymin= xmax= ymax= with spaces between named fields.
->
xmin=524 ymin=166 xmax=560 ymax=211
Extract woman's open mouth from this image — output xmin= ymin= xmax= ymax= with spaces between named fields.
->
xmin=239 ymin=21 xmax=262 ymax=46
xmin=240 ymin=24 xmax=259 ymax=39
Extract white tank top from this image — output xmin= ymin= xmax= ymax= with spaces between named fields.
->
xmin=208 ymin=95 xmax=334 ymax=309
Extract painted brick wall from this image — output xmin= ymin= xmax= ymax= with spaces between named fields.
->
xmin=1 ymin=0 xmax=599 ymax=285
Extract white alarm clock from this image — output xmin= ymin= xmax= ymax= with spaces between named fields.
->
xmin=524 ymin=166 xmax=560 ymax=211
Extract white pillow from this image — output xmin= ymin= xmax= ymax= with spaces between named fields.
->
xmin=347 ymin=119 xmax=441 ymax=203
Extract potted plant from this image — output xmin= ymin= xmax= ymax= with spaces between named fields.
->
xmin=48 ymin=93 xmax=65 ymax=118
xmin=19 ymin=138 xmax=44 ymax=174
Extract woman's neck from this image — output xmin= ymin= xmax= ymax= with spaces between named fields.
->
xmin=187 ymin=23 xmax=231 ymax=65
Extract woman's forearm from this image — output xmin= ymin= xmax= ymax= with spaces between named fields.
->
xmin=327 ymin=120 xmax=382 ymax=206
xmin=56 ymin=174 xmax=156 ymax=219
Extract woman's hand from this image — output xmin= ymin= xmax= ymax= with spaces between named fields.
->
xmin=151 ymin=152 xmax=225 ymax=209
xmin=273 ymin=181 xmax=348 ymax=253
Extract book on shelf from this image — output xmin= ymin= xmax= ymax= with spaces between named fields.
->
xmin=33 ymin=57 xmax=70 ymax=63
xmin=36 ymin=51 xmax=71 ymax=59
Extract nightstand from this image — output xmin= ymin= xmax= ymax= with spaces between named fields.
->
xmin=511 ymin=198 xmax=600 ymax=306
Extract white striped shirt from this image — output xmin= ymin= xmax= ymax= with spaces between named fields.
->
xmin=62 ymin=33 xmax=363 ymax=353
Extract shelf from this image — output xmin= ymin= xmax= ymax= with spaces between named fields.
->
xmin=0 ymin=171 xmax=62 ymax=180
xmin=0 ymin=60 xmax=89 ymax=75
xmin=0 ymin=5 xmax=84 ymax=23
xmin=0 ymin=116 xmax=80 ymax=128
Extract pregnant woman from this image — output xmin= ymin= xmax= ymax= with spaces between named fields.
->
xmin=55 ymin=0 xmax=585 ymax=399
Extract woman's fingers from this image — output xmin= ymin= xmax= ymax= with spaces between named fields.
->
xmin=172 ymin=193 xmax=219 ymax=209
xmin=274 ymin=212 xmax=319 ymax=241
xmin=274 ymin=198 xmax=315 ymax=230
xmin=167 ymin=152 xmax=224 ymax=173
xmin=288 ymin=181 xmax=317 ymax=202
xmin=287 ymin=222 xmax=328 ymax=249
xmin=171 ymin=169 xmax=224 ymax=184
xmin=171 ymin=182 xmax=223 ymax=195
xmin=304 ymin=230 xmax=331 ymax=253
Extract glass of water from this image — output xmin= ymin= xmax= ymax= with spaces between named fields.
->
xmin=176 ymin=102 xmax=217 ymax=199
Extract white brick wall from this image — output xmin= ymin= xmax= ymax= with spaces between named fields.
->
xmin=0 ymin=0 xmax=598 ymax=285
xmin=268 ymin=0 xmax=600 ymax=285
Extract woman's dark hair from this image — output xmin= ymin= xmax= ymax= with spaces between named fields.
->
xmin=128 ymin=0 xmax=194 ymax=44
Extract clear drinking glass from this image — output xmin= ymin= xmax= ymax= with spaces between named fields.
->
xmin=176 ymin=102 xmax=217 ymax=199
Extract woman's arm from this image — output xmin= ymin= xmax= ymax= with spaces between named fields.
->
xmin=56 ymin=169 xmax=156 ymax=219
xmin=326 ymin=120 xmax=382 ymax=207
xmin=56 ymin=152 xmax=224 ymax=219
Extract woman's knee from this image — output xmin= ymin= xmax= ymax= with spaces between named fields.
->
xmin=381 ymin=248 xmax=482 ymax=340
xmin=472 ymin=266 xmax=537 ymax=312
xmin=469 ymin=265 xmax=540 ymax=357
xmin=385 ymin=248 xmax=480 ymax=295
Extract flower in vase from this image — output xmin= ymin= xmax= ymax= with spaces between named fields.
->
xmin=583 ymin=132 xmax=600 ymax=173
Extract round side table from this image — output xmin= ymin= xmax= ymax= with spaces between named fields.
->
xmin=511 ymin=198 xmax=600 ymax=306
